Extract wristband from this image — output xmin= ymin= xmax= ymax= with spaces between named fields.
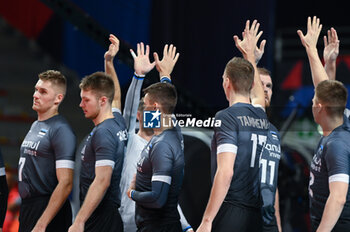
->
xmin=183 ymin=226 xmax=192 ymax=232
xmin=131 ymin=190 xmax=135 ymax=200
xmin=160 ymin=76 xmax=172 ymax=83
xmin=134 ymin=72 xmax=145 ymax=79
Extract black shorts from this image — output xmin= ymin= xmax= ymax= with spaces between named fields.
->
xmin=19 ymin=196 xmax=72 ymax=232
xmin=263 ymin=216 xmax=278 ymax=232
xmin=137 ymin=221 xmax=182 ymax=232
xmin=212 ymin=201 xmax=263 ymax=232
xmin=84 ymin=200 xmax=123 ymax=232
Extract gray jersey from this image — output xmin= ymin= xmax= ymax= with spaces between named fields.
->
xmin=80 ymin=112 xmax=127 ymax=206
xmin=18 ymin=115 xmax=76 ymax=199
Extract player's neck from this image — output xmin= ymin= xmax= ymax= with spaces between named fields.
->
xmin=93 ymin=107 xmax=114 ymax=126
xmin=154 ymin=114 xmax=173 ymax=135
xmin=229 ymin=94 xmax=250 ymax=106
xmin=321 ymin=115 xmax=343 ymax=136
xmin=138 ymin=129 xmax=153 ymax=141
xmin=37 ymin=108 xmax=59 ymax=121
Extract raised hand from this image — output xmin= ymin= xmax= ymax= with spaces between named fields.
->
xmin=153 ymin=44 xmax=180 ymax=79
xmin=131 ymin=42 xmax=155 ymax=76
xmin=323 ymin=27 xmax=339 ymax=64
xmin=104 ymin=34 xmax=119 ymax=62
xmin=297 ymin=16 xmax=322 ymax=51
xmin=233 ymin=19 xmax=263 ymax=59
xmin=254 ymin=39 xmax=266 ymax=64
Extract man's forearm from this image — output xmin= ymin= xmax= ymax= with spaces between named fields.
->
xmin=201 ymin=169 xmax=232 ymax=223
xmin=317 ymin=195 xmax=345 ymax=232
xmin=74 ymin=178 xmax=109 ymax=224
xmin=105 ymin=59 xmax=121 ymax=110
xmin=324 ymin=61 xmax=336 ymax=80
xmin=306 ymin=48 xmax=329 ymax=87
xmin=35 ymin=178 xmax=72 ymax=228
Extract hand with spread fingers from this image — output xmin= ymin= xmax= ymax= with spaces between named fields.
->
xmin=153 ymin=44 xmax=180 ymax=79
xmin=233 ymin=19 xmax=263 ymax=60
xmin=130 ymin=42 xmax=155 ymax=76
xmin=297 ymin=16 xmax=322 ymax=51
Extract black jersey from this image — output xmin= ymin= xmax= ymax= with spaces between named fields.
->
xmin=260 ymin=124 xmax=281 ymax=224
xmin=309 ymin=117 xmax=350 ymax=225
xmin=0 ymin=148 xmax=4 ymax=177
xmin=135 ymin=127 xmax=184 ymax=226
xmin=79 ymin=111 xmax=127 ymax=206
xmin=18 ymin=115 xmax=76 ymax=199
xmin=211 ymin=103 xmax=269 ymax=209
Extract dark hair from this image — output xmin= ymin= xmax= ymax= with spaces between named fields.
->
xmin=225 ymin=57 xmax=254 ymax=95
xmin=38 ymin=70 xmax=67 ymax=94
xmin=79 ymin=71 xmax=115 ymax=104
xmin=316 ymin=80 xmax=348 ymax=117
xmin=143 ymin=82 xmax=177 ymax=114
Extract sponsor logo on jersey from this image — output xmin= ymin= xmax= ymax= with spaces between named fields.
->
xmin=22 ymin=140 xmax=40 ymax=156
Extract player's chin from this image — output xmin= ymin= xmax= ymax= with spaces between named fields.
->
xmin=32 ymin=104 xmax=39 ymax=111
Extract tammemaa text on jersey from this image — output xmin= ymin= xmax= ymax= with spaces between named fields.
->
xmin=211 ymin=103 xmax=269 ymax=209
xmin=80 ymin=111 xmax=127 ymax=207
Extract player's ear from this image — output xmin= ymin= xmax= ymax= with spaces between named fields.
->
xmin=54 ymin=93 xmax=64 ymax=105
xmin=137 ymin=111 xmax=141 ymax=121
xmin=99 ymin=96 xmax=108 ymax=106
xmin=154 ymin=102 xmax=159 ymax=111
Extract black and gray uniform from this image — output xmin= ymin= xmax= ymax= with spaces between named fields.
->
xmin=133 ymin=127 xmax=184 ymax=232
xmin=211 ymin=103 xmax=269 ymax=232
xmin=80 ymin=111 xmax=127 ymax=232
xmin=18 ymin=115 xmax=76 ymax=232
xmin=260 ymin=124 xmax=281 ymax=232
xmin=309 ymin=116 xmax=350 ymax=232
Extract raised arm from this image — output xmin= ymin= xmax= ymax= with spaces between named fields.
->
xmin=297 ymin=16 xmax=328 ymax=87
xmin=323 ymin=27 xmax=339 ymax=80
xmin=153 ymin=44 xmax=180 ymax=82
xmin=234 ymin=19 xmax=265 ymax=107
xmin=104 ymin=34 xmax=121 ymax=111
xmin=123 ymin=42 xmax=155 ymax=132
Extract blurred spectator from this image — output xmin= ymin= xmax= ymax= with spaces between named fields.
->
xmin=3 ymin=167 xmax=20 ymax=232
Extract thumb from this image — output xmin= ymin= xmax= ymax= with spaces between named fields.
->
xmin=153 ymin=52 xmax=160 ymax=63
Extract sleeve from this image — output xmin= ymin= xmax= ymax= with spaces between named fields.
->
xmin=132 ymin=141 xmax=174 ymax=208
xmin=123 ymin=75 xmax=144 ymax=134
xmin=325 ymin=141 xmax=350 ymax=184
xmin=51 ymin=124 xmax=76 ymax=169
xmin=92 ymin=127 xmax=118 ymax=168
xmin=214 ymin=111 xmax=238 ymax=155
